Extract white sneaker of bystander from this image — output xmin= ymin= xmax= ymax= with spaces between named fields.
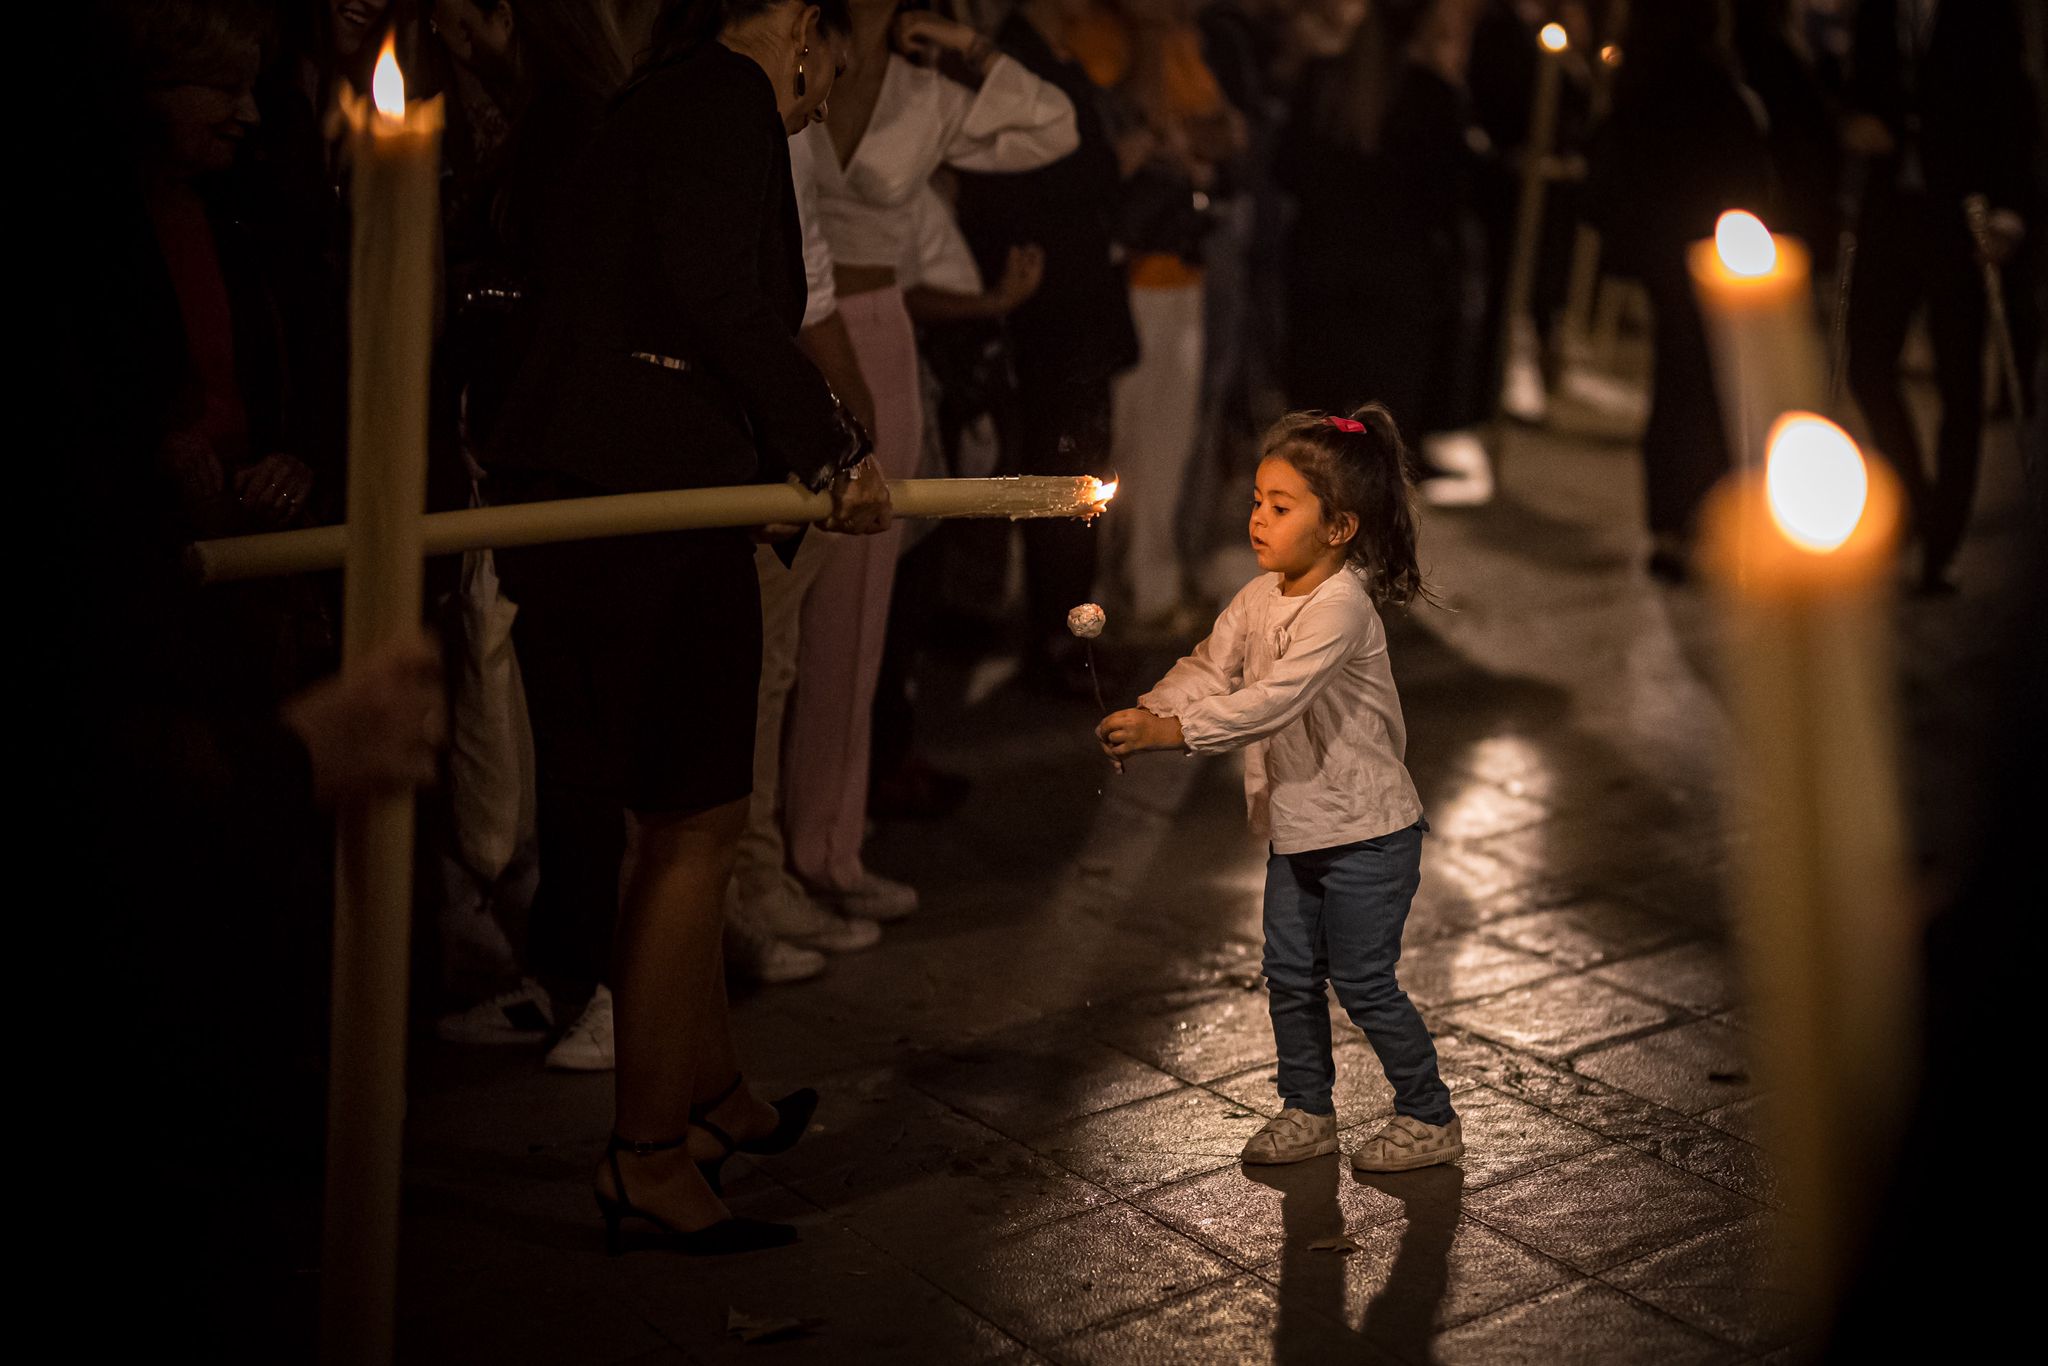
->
xmin=766 ymin=880 xmax=883 ymax=950
xmin=809 ymin=869 xmax=919 ymax=924
xmin=1419 ymin=430 xmax=1496 ymax=508
xmin=545 ymin=984 xmax=615 ymax=1072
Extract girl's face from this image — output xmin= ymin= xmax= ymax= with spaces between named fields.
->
xmin=1250 ymin=456 xmax=1351 ymax=577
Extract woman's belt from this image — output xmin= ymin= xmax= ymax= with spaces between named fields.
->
xmin=629 ymin=350 xmax=696 ymax=373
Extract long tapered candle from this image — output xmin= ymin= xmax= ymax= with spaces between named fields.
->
xmin=321 ymin=37 xmax=441 ymax=1366
xmin=1689 ymin=211 xmax=1828 ymax=469
xmin=1701 ymin=412 xmax=1912 ymax=1320
xmin=1495 ymin=22 xmax=1569 ymax=422
xmin=193 ymin=475 xmax=1119 ymax=584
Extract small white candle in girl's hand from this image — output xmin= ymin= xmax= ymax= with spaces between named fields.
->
xmin=1067 ymin=603 xmax=1106 ymax=639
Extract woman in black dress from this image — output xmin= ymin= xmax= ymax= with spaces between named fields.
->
xmin=489 ymin=0 xmax=888 ymax=1255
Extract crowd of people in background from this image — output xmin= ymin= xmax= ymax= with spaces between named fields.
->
xmin=66 ymin=0 xmax=2042 ymax=1342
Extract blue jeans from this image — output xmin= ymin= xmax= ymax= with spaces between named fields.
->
xmin=1262 ymin=821 xmax=1455 ymax=1126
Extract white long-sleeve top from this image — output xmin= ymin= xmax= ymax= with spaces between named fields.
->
xmin=815 ymin=54 xmax=1078 ymax=270
xmin=898 ymin=183 xmax=983 ymax=294
xmin=789 ymin=123 xmax=838 ymax=327
xmin=1138 ymin=569 xmax=1424 ymax=855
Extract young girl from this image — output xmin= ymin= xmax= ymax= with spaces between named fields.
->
xmin=1097 ymin=405 xmax=1461 ymax=1172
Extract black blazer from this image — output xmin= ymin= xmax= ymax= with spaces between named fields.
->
xmin=488 ymin=42 xmax=843 ymax=494
xmin=1848 ymin=0 xmax=2034 ymax=214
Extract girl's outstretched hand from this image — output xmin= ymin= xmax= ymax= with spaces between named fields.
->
xmin=1096 ymin=708 xmax=1185 ymax=767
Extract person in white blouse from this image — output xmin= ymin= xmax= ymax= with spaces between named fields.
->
xmin=729 ymin=121 xmax=894 ymax=985
xmin=1097 ymin=405 xmax=1465 ymax=1175
xmin=777 ymin=4 xmax=1079 ymax=924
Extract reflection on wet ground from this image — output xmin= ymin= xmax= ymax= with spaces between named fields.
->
xmin=397 ymin=393 xmax=2029 ymax=1363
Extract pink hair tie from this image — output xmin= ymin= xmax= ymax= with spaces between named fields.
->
xmin=1326 ymin=416 xmax=1366 ymax=433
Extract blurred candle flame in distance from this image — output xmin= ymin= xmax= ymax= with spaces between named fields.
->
xmin=372 ymin=35 xmax=405 ymax=119
xmin=1540 ymin=23 xmax=1568 ymax=52
xmin=1765 ymin=413 xmax=1868 ymax=553
xmin=1716 ymin=210 xmax=1777 ymax=278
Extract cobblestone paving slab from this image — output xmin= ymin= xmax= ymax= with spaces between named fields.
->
xmin=1431 ymin=1280 xmax=1744 ymax=1366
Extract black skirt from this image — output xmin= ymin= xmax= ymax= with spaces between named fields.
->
xmin=497 ymin=484 xmax=761 ymax=816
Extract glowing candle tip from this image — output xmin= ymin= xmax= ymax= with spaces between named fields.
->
xmin=1540 ymin=23 xmax=1568 ymax=53
xmin=1765 ymin=413 xmax=1868 ymax=553
xmin=372 ymin=36 xmax=406 ymax=119
xmin=1715 ymin=210 xmax=1777 ymax=277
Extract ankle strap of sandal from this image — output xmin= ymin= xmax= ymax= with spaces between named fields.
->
xmin=608 ymin=1132 xmax=693 ymax=1157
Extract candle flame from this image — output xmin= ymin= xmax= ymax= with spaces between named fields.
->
xmin=1765 ymin=413 xmax=1868 ymax=552
xmin=1715 ymin=210 xmax=1777 ymax=278
xmin=1600 ymin=43 xmax=1621 ymax=66
xmin=372 ymin=35 xmax=405 ymax=118
xmin=1095 ymin=478 xmax=1119 ymax=504
xmin=1540 ymin=23 xmax=1568 ymax=52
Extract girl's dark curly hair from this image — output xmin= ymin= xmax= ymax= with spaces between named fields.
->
xmin=1261 ymin=403 xmax=1431 ymax=608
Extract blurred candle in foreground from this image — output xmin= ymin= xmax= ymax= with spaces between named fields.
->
xmin=1689 ymin=211 xmax=1828 ymax=470
xmin=1701 ymin=412 xmax=1913 ymax=1322
xmin=323 ymin=34 xmax=443 ymax=1366
xmin=1496 ymin=21 xmax=1570 ymax=420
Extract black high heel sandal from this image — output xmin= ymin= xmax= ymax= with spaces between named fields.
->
xmin=692 ymin=1074 xmax=821 ymax=1196
xmin=595 ymin=1132 xmax=796 ymax=1256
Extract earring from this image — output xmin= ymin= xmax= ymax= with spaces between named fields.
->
xmin=795 ymin=44 xmax=808 ymax=98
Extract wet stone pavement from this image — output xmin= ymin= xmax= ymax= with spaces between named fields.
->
xmin=396 ymin=390 xmax=2030 ymax=1364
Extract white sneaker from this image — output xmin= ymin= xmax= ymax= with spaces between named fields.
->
xmin=1240 ymin=1109 xmax=1339 ymax=1165
xmin=811 ymin=870 xmax=919 ymax=923
xmin=767 ymin=882 xmax=882 ymax=952
xmin=1563 ymin=367 xmax=1650 ymax=424
xmin=1350 ymin=1114 xmax=1464 ymax=1172
xmin=1419 ymin=430 xmax=1495 ymax=508
xmin=545 ymin=985 xmax=615 ymax=1072
xmin=435 ymin=978 xmax=554 ymax=1045
xmin=1502 ymin=349 xmax=1550 ymax=424
xmin=751 ymin=937 xmax=828 ymax=985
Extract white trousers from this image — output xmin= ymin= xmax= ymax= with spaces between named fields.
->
xmin=1111 ymin=280 xmax=1207 ymax=620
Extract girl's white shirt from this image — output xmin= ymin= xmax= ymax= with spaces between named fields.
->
xmin=1139 ymin=569 xmax=1424 ymax=855
xmin=814 ymin=54 xmax=1078 ymax=270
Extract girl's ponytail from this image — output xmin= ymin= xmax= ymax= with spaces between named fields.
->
xmin=1344 ymin=403 xmax=1427 ymax=608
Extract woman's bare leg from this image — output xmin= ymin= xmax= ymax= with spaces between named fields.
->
xmin=596 ymin=796 xmax=768 ymax=1230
